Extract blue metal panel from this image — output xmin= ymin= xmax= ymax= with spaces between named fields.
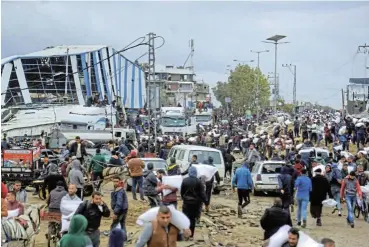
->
xmin=112 ymin=49 xmax=119 ymax=94
xmin=92 ymin=52 xmax=103 ymax=100
xmin=118 ymin=55 xmax=122 ymax=98
xmin=80 ymin=53 xmax=91 ymax=97
xmin=138 ymin=68 xmax=143 ymax=108
xmin=99 ymin=49 xmax=111 ymax=103
xmin=131 ymin=63 xmax=136 ymax=108
xmin=123 ymin=58 xmax=128 ymax=105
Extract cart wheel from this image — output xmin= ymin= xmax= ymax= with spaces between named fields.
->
xmin=39 ymin=189 xmax=48 ymax=200
xmin=83 ymin=184 xmax=94 ymax=197
xmin=354 ymin=204 xmax=360 ymax=218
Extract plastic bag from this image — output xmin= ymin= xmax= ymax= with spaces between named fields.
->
xmin=3 ymin=209 xmax=19 ymax=219
xmin=322 ymin=199 xmax=337 ymax=208
xmin=267 ymin=225 xmax=290 ymax=247
xmin=162 ymin=175 xmax=183 ymax=196
xmin=192 ymin=164 xmax=218 ymax=182
xmin=136 ymin=205 xmax=190 ymax=230
xmin=297 ymin=231 xmax=323 ymax=247
xmin=338 ymin=126 xmax=346 ymax=135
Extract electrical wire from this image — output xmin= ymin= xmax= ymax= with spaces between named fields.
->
xmin=2 ymin=35 xmax=166 ymax=99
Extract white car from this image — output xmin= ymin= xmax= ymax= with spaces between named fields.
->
xmin=251 ymin=160 xmax=286 ymax=196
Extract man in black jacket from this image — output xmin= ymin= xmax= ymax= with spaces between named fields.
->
xmin=180 ymin=166 xmax=207 ymax=239
xmin=310 ymin=168 xmax=333 ymax=226
xmin=75 ymin=191 xmax=111 ymax=247
xmin=260 ymin=198 xmax=292 ymax=240
xmin=69 ymin=136 xmax=87 ymax=164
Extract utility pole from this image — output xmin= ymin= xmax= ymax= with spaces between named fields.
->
xmin=147 ymin=32 xmax=157 ymax=139
xmin=282 ymin=64 xmax=297 ymax=105
xmin=357 ymin=43 xmax=369 ymax=77
xmin=263 ymin=35 xmax=289 ymax=112
xmin=251 ymin=49 xmax=269 ymax=124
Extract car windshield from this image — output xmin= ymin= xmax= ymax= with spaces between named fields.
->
xmin=300 ymin=152 xmax=311 ymax=161
xmin=195 ymin=115 xmax=211 ymax=122
xmin=188 ymin=150 xmax=221 ymax=164
xmin=317 ymin=151 xmax=329 ymax=159
xmin=161 ymin=116 xmax=186 ymax=127
xmin=261 ymin=163 xmax=283 ymax=174
xmin=144 ymin=160 xmax=167 ymax=170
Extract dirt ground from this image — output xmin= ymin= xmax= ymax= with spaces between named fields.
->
xmin=29 ymin=182 xmax=368 ymax=247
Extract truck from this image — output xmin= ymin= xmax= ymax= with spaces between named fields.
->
xmin=159 ymin=107 xmax=196 ymax=136
xmin=194 ymin=109 xmax=213 ymax=126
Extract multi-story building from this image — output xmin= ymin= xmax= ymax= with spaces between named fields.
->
xmin=142 ymin=64 xmax=210 ymax=107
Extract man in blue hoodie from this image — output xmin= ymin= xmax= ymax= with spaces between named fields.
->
xmin=232 ymin=163 xmax=253 ymax=218
xmin=294 ymin=169 xmax=312 ymax=228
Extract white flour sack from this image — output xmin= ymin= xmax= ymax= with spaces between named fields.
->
xmin=267 ymin=225 xmax=290 ymax=247
xmin=322 ymin=199 xmax=338 ymax=208
xmin=192 ymin=164 xmax=218 ymax=182
xmin=136 ymin=205 xmax=190 ymax=230
xmin=162 ymin=175 xmax=183 ymax=196
xmin=297 ymin=231 xmax=323 ymax=247
xmin=60 ymin=199 xmax=83 ymax=232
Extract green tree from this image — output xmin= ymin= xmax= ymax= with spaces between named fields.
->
xmin=212 ymin=64 xmax=271 ymax=113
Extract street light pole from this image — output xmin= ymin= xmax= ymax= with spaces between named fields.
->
xmin=263 ymin=35 xmax=289 ymax=112
xmin=282 ymin=64 xmax=297 ymax=105
xmin=251 ymin=50 xmax=269 ymax=124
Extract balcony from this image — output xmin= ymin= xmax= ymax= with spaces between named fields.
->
xmin=165 ymin=82 xmax=194 ymax=93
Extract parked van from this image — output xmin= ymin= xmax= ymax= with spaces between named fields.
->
xmin=167 ymin=145 xmax=225 ymax=188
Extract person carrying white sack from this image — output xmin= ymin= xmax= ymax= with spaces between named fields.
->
xmin=135 ymin=205 xmax=191 ymax=247
xmin=60 ymin=184 xmax=82 ymax=234
xmin=156 ymin=169 xmax=179 ymax=209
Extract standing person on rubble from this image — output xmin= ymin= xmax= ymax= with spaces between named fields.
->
xmin=232 ymin=162 xmax=253 ymax=218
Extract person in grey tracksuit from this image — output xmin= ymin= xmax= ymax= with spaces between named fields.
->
xmin=69 ymin=160 xmax=85 ymax=200
xmin=143 ymin=163 xmax=160 ymax=208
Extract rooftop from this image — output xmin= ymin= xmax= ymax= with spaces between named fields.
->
xmin=1 ymin=45 xmax=107 ymax=65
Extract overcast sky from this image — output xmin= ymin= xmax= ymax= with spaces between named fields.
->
xmin=2 ymin=1 xmax=369 ymax=108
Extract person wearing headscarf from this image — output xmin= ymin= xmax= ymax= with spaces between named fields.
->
xmin=108 ymin=228 xmax=126 ymax=247
xmin=59 ymin=214 xmax=93 ymax=247
xmin=180 ymin=166 xmax=207 ymax=239
xmin=1 ymin=182 xmax=8 ymax=217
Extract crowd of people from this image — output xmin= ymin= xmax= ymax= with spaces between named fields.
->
xmin=1 ymin=109 xmax=369 ymax=247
